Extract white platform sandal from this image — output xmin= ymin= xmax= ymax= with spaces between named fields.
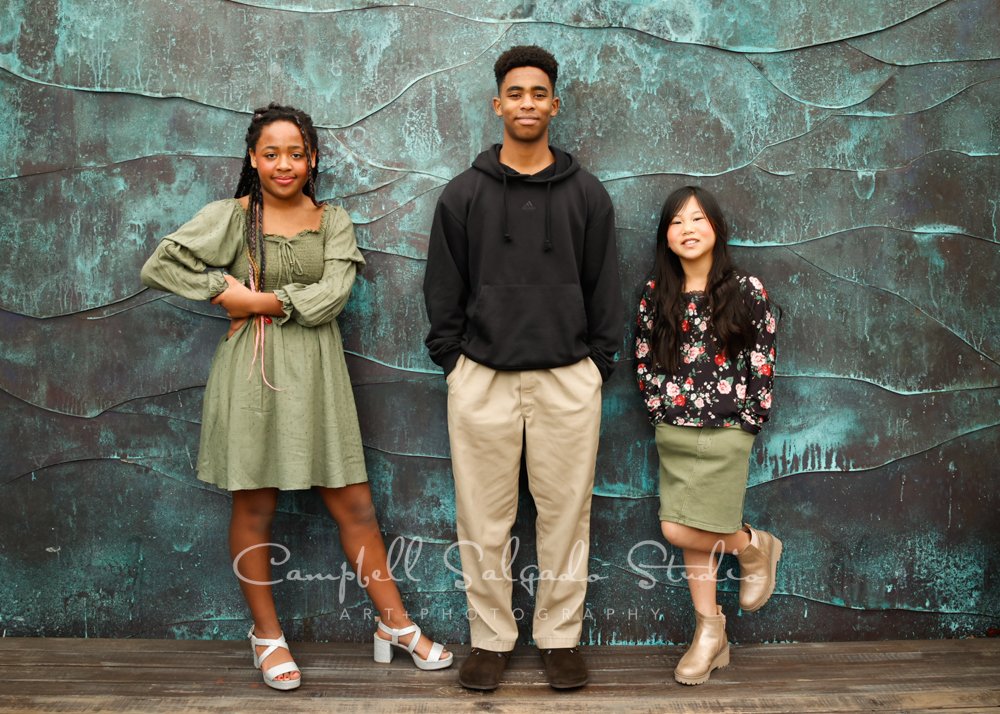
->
xmin=249 ymin=625 xmax=301 ymax=690
xmin=373 ymin=618 xmax=453 ymax=671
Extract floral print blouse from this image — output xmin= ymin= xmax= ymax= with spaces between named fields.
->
xmin=635 ymin=275 xmax=777 ymax=434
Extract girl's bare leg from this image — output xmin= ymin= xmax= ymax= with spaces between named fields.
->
xmin=230 ymin=488 xmax=299 ymax=681
xmin=661 ymin=521 xmax=749 ymax=555
xmin=681 ymin=547 xmax=720 ymax=616
xmin=317 ymin=483 xmax=451 ymax=662
xmin=662 ymin=521 xmax=751 ymax=616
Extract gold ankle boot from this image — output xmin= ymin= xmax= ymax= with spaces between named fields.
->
xmin=736 ymin=524 xmax=783 ymax=612
xmin=674 ymin=606 xmax=729 ymax=685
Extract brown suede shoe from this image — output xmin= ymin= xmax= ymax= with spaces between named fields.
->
xmin=539 ymin=647 xmax=589 ymax=689
xmin=458 ymin=648 xmax=511 ymax=691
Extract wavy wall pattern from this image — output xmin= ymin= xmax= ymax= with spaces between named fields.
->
xmin=1 ymin=0 xmax=997 ymax=644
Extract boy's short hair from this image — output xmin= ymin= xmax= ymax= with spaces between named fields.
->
xmin=493 ymin=45 xmax=558 ymax=91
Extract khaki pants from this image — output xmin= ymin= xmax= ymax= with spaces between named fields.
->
xmin=446 ymin=355 xmax=603 ymax=650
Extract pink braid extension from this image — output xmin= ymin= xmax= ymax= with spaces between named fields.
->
xmin=245 ymin=250 xmax=281 ymax=392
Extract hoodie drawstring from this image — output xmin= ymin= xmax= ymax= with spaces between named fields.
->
xmin=543 ymin=182 xmax=552 ymax=252
xmin=502 ymin=171 xmax=553 ymax=252
xmin=502 ymin=172 xmax=511 ymax=243
xmin=487 ymin=144 xmax=574 ymax=252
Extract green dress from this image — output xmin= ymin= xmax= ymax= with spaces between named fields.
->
xmin=140 ymin=199 xmax=368 ymax=491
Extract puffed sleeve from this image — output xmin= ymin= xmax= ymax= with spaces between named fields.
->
xmin=272 ymin=206 xmax=365 ymax=327
xmin=740 ymin=275 xmax=777 ymax=433
xmin=140 ymin=200 xmax=244 ymax=300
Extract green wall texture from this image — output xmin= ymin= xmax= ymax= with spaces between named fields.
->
xmin=1 ymin=0 xmax=998 ymax=645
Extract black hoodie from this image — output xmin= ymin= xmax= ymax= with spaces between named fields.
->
xmin=423 ymin=145 xmax=623 ymax=380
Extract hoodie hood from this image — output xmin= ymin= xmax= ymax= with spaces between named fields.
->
xmin=472 ymin=144 xmax=581 ymax=251
xmin=471 ymin=143 xmax=580 ymax=182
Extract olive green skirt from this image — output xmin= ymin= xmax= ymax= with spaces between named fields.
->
xmin=654 ymin=423 xmax=756 ymax=533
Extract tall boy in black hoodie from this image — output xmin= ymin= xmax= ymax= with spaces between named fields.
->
xmin=423 ymin=45 xmax=623 ymax=691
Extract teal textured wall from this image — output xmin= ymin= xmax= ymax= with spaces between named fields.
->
xmin=1 ymin=0 xmax=998 ymax=644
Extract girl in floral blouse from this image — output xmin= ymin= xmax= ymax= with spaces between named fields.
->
xmin=635 ymin=186 xmax=781 ymax=685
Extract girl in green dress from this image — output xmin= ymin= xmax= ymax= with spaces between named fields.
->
xmin=141 ymin=103 xmax=451 ymax=690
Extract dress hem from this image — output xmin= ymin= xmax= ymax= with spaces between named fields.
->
xmin=197 ymin=473 xmax=369 ymax=492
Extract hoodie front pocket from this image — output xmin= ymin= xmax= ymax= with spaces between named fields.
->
xmin=469 ymin=284 xmax=588 ymax=366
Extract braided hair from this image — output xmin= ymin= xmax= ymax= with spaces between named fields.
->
xmin=233 ymin=102 xmax=321 ymax=290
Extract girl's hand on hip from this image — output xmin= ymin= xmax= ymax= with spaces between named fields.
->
xmin=226 ymin=317 xmax=249 ymax=339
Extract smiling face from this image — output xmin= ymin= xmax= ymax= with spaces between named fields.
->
xmin=493 ymin=65 xmax=559 ymax=146
xmin=666 ymin=195 xmax=717 ymax=268
xmin=249 ymin=120 xmax=315 ymax=203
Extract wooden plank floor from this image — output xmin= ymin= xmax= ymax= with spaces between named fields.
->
xmin=1 ymin=638 xmax=998 ymax=713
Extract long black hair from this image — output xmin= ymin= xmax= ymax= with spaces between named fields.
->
xmin=650 ymin=186 xmax=753 ymax=373
xmin=233 ymin=102 xmax=320 ymax=290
